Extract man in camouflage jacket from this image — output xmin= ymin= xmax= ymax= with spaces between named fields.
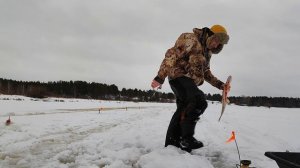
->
xmin=151 ymin=25 xmax=230 ymax=152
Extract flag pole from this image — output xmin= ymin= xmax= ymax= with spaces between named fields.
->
xmin=234 ymin=137 xmax=241 ymax=167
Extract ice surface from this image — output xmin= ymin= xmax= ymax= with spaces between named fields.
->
xmin=1 ymin=95 xmax=299 ymax=168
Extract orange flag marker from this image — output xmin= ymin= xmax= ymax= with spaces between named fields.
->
xmin=226 ymin=131 xmax=236 ymax=143
xmin=5 ymin=116 xmax=12 ymax=126
xmin=226 ymin=131 xmax=241 ymax=165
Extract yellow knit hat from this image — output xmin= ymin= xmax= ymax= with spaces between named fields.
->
xmin=210 ymin=24 xmax=229 ymax=44
xmin=211 ymin=25 xmax=227 ymax=34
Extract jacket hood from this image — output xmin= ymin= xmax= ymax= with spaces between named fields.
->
xmin=192 ymin=28 xmax=203 ymax=36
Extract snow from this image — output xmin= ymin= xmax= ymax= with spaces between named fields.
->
xmin=0 ymin=95 xmax=299 ymax=168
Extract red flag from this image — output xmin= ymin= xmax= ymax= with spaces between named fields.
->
xmin=226 ymin=131 xmax=235 ymax=143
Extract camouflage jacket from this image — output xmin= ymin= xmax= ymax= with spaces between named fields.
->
xmin=154 ymin=28 xmax=224 ymax=89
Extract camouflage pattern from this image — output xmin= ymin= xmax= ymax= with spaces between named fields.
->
xmin=156 ymin=28 xmax=224 ymax=89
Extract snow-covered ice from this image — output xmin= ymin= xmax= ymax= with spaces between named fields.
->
xmin=0 ymin=95 xmax=299 ymax=168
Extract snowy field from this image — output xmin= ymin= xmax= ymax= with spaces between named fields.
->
xmin=0 ymin=95 xmax=299 ymax=168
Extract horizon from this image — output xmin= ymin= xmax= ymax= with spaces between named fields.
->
xmin=1 ymin=77 xmax=299 ymax=99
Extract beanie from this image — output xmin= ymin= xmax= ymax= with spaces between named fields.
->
xmin=210 ymin=25 xmax=229 ymax=44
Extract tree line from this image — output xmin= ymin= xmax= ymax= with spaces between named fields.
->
xmin=0 ymin=78 xmax=174 ymax=102
xmin=206 ymin=94 xmax=300 ymax=108
xmin=1 ymin=78 xmax=300 ymax=108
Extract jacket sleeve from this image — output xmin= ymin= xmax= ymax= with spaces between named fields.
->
xmin=155 ymin=33 xmax=196 ymax=84
xmin=204 ymin=69 xmax=224 ymax=90
xmin=155 ymin=48 xmax=176 ymax=84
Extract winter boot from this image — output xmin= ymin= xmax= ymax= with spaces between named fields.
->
xmin=180 ymin=119 xmax=203 ymax=152
xmin=179 ymin=137 xmax=203 ymax=151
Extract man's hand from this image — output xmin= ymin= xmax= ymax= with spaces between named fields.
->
xmin=151 ymin=80 xmax=162 ymax=89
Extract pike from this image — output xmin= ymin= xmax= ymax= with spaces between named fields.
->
xmin=218 ymin=75 xmax=232 ymax=122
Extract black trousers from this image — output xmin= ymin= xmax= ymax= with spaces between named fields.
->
xmin=165 ymin=76 xmax=208 ymax=146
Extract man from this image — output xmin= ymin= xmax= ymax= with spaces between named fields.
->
xmin=151 ymin=25 xmax=230 ymax=152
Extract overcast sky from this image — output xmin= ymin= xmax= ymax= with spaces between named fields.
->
xmin=1 ymin=0 xmax=300 ymax=97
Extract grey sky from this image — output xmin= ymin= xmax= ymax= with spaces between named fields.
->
xmin=1 ymin=0 xmax=300 ymax=97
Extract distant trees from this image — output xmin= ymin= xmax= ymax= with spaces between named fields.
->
xmin=206 ymin=93 xmax=222 ymax=102
xmin=206 ymin=93 xmax=300 ymax=108
xmin=0 ymin=78 xmax=175 ymax=102
xmin=1 ymin=78 xmax=300 ymax=108
xmin=229 ymin=96 xmax=300 ymax=108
